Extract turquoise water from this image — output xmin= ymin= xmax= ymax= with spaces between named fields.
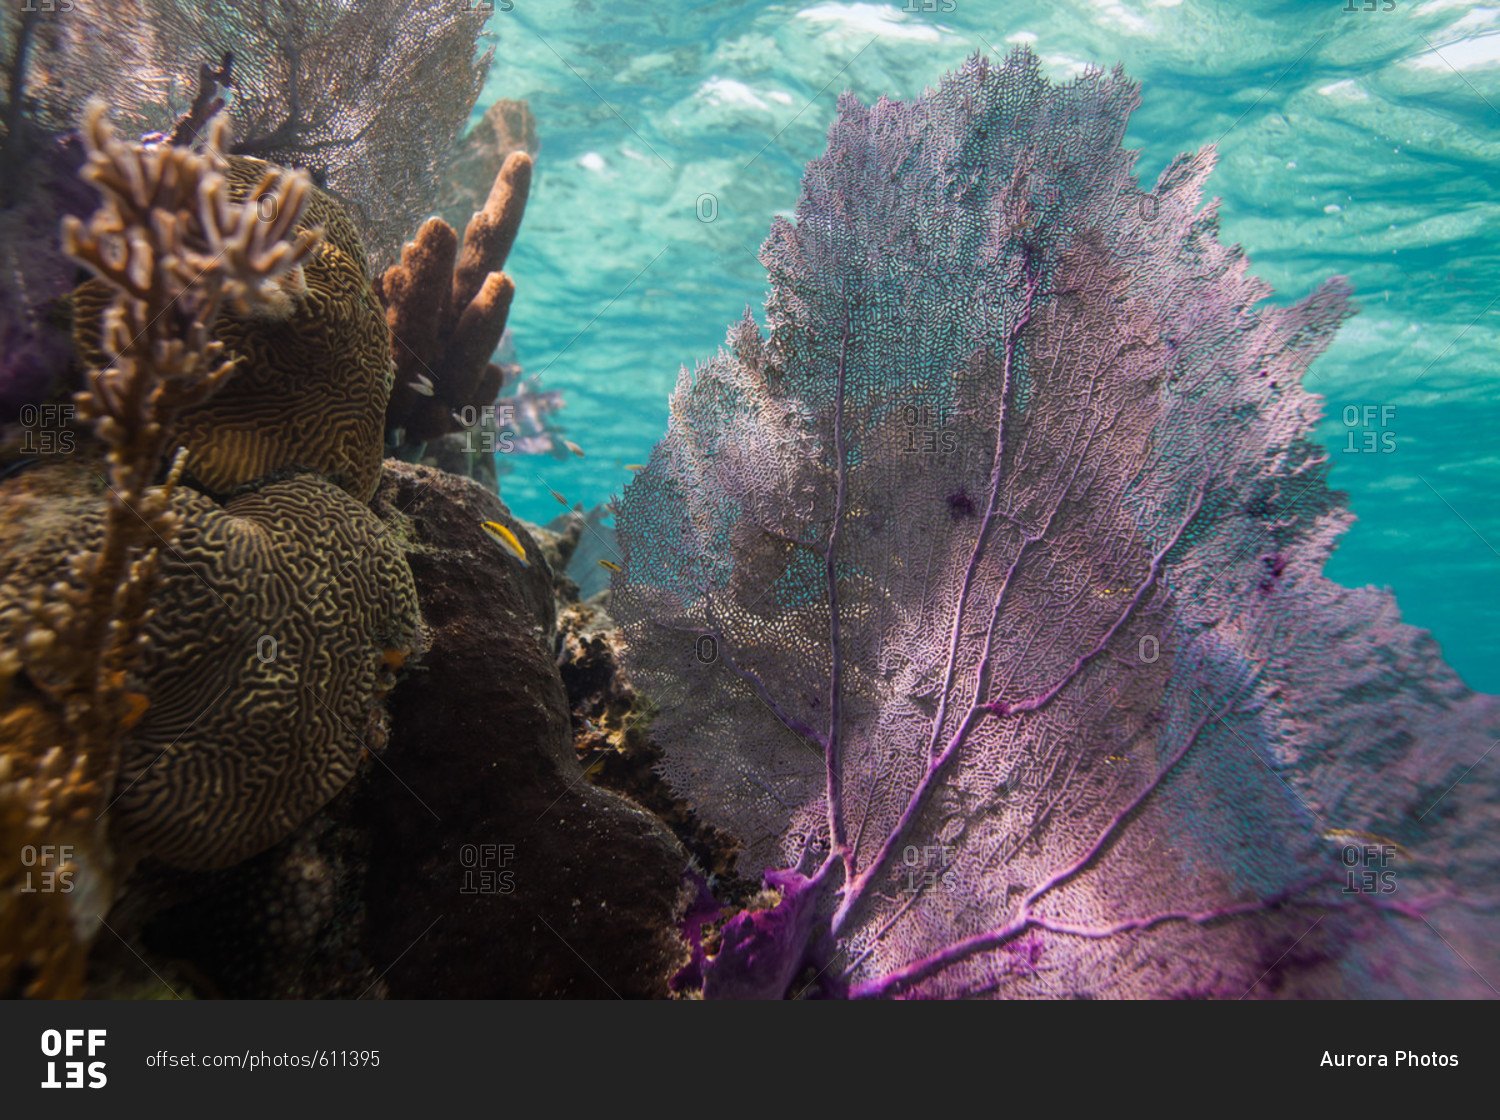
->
xmin=477 ymin=0 xmax=1500 ymax=692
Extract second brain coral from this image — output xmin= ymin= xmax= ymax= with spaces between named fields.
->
xmin=114 ymin=473 xmax=421 ymax=868
xmin=0 ymin=460 xmax=421 ymax=870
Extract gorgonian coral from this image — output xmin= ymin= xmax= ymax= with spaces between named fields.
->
xmin=13 ymin=0 xmax=493 ymax=271
xmin=612 ymin=50 xmax=1500 ymax=999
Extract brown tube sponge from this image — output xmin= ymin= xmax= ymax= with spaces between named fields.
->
xmin=380 ymin=151 xmax=532 ymax=443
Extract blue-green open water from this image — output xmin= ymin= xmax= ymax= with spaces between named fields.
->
xmin=475 ymin=0 xmax=1499 ymax=691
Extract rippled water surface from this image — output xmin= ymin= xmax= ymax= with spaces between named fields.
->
xmin=473 ymin=0 xmax=1500 ymax=690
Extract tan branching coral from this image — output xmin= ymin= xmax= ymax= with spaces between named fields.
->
xmin=51 ymin=99 xmax=319 ymax=754
xmin=377 ymin=151 xmax=533 ymax=447
xmin=0 ymin=101 xmax=320 ymax=997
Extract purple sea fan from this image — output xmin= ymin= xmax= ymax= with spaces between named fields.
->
xmin=612 ymin=49 xmax=1500 ymax=999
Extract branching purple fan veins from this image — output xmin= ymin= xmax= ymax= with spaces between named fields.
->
xmin=612 ymin=49 xmax=1500 ymax=999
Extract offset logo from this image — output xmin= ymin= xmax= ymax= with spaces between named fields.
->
xmin=40 ymin=1029 xmax=106 ymax=1089
xmin=459 ymin=844 xmax=516 ymax=894
xmin=19 ymin=845 xmax=74 ymax=893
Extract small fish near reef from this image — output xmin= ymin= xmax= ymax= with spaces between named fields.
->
xmin=564 ymin=440 xmax=585 ymax=458
xmin=598 ymin=559 xmax=623 ymax=574
xmin=481 ymin=520 xmax=528 ymax=567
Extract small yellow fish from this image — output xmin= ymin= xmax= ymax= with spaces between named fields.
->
xmin=624 ymin=464 xmax=646 ymax=472
xmin=598 ymin=559 xmax=623 ymax=574
xmin=564 ymin=440 xmax=585 ymax=458
xmin=1323 ymin=828 xmax=1408 ymax=857
xmin=481 ymin=520 xmax=528 ymax=566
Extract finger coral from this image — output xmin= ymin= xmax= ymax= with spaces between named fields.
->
xmin=436 ymin=99 xmax=539 ymax=238
xmin=613 ymin=49 xmax=1500 ymax=999
xmin=377 ymin=151 xmax=533 ymax=449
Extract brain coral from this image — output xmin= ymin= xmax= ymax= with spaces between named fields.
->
xmin=72 ymin=155 xmax=393 ymax=502
xmin=0 ymin=459 xmax=420 ymax=869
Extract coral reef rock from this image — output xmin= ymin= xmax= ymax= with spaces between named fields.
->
xmin=556 ymin=595 xmax=744 ymax=887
